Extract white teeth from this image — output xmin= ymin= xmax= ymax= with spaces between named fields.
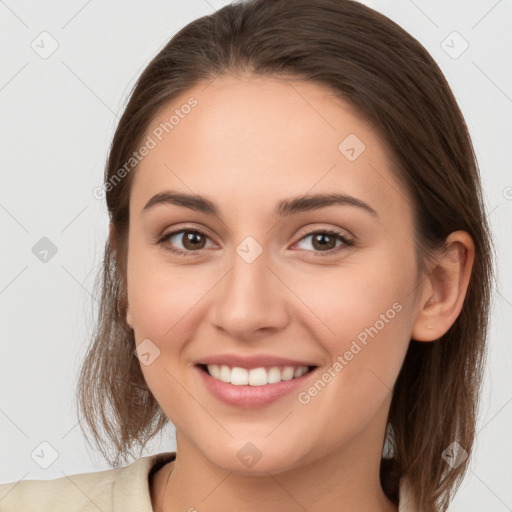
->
xmin=267 ymin=367 xmax=282 ymax=384
xmin=231 ymin=367 xmax=249 ymax=385
xmin=205 ymin=364 xmax=310 ymax=386
xmin=248 ymin=367 xmax=267 ymax=386
xmin=281 ymin=366 xmax=295 ymax=381
xmin=219 ymin=365 xmax=231 ymax=383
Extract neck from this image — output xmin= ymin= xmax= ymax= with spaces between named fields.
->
xmin=152 ymin=414 xmax=398 ymax=512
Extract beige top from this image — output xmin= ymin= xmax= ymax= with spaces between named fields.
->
xmin=0 ymin=451 xmax=415 ymax=511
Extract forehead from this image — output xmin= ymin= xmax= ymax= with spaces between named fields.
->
xmin=130 ymin=74 xmax=412 ymax=225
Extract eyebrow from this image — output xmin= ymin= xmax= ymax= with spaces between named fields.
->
xmin=142 ymin=191 xmax=378 ymax=219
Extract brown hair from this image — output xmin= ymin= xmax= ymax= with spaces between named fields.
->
xmin=76 ymin=1 xmax=496 ymax=510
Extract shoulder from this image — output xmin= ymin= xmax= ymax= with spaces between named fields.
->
xmin=0 ymin=451 xmax=176 ymax=512
xmin=0 ymin=465 xmax=122 ymax=511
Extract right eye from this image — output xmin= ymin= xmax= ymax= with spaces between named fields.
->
xmin=158 ymin=228 xmax=215 ymax=256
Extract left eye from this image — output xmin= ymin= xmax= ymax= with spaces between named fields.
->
xmin=293 ymin=230 xmax=353 ymax=254
xmin=158 ymin=228 xmax=353 ymax=256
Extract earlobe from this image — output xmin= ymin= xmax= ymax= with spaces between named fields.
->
xmin=126 ymin=306 xmax=133 ymax=329
xmin=411 ymin=231 xmax=475 ymax=342
xmin=110 ymin=222 xmax=133 ymax=328
xmin=411 ymin=280 xmax=438 ymax=342
xmin=123 ymin=287 xmax=134 ymax=330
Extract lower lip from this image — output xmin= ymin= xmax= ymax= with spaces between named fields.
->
xmin=195 ymin=365 xmax=316 ymax=408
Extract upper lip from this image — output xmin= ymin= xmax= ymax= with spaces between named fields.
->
xmin=195 ymin=353 xmax=318 ymax=370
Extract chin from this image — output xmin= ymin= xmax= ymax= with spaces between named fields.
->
xmin=198 ymin=439 xmax=306 ymax=476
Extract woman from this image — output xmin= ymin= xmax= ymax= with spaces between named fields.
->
xmin=0 ymin=0 xmax=494 ymax=511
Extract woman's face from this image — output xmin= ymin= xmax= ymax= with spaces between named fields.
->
xmin=125 ymin=74 xmax=424 ymax=473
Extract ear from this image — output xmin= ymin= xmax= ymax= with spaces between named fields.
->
xmin=110 ymin=222 xmax=134 ymax=329
xmin=411 ymin=231 xmax=475 ymax=342
xmin=126 ymin=303 xmax=134 ymax=329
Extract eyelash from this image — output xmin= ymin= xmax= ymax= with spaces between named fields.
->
xmin=157 ymin=227 xmax=354 ymax=257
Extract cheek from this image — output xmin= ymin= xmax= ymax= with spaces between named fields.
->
xmin=283 ymin=284 xmax=409 ymax=445
xmin=126 ymin=252 xmax=211 ymax=426
xmin=292 ymin=253 xmax=413 ymax=394
xmin=126 ymin=240 xmax=203 ymax=339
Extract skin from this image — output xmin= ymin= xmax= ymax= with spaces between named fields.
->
xmin=121 ymin=74 xmax=475 ymax=512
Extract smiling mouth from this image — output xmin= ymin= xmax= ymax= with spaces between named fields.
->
xmin=197 ymin=363 xmax=317 ymax=386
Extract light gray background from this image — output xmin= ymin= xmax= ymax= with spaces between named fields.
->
xmin=1 ymin=1 xmax=511 ymax=510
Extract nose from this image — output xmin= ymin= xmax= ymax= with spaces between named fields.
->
xmin=209 ymin=248 xmax=290 ymax=341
